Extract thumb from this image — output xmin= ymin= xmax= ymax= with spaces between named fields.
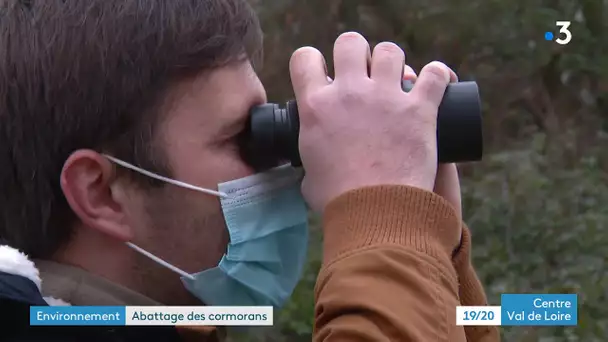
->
xmin=410 ymin=61 xmax=453 ymax=107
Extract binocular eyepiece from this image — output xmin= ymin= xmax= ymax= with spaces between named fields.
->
xmin=242 ymin=80 xmax=483 ymax=171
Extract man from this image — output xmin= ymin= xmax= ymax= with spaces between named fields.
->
xmin=0 ymin=0 xmax=500 ymax=341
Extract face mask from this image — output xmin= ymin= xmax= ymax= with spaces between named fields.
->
xmin=103 ymin=155 xmax=309 ymax=308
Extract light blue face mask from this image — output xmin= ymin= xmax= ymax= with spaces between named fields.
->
xmin=104 ymin=155 xmax=309 ymax=308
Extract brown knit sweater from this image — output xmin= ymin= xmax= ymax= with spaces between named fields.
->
xmin=313 ymin=185 xmax=501 ymax=341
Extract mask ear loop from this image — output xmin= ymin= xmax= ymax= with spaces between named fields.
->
xmin=102 ymin=154 xmax=229 ymax=198
xmin=126 ymin=242 xmax=195 ymax=280
xmin=101 ymin=154 xmax=227 ymax=280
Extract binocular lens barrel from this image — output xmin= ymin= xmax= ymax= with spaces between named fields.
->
xmin=246 ymin=81 xmax=483 ymax=170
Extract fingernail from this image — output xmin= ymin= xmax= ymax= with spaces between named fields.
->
xmin=429 ymin=61 xmax=450 ymax=83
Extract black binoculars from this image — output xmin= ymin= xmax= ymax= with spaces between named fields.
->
xmin=242 ymin=80 xmax=483 ymax=170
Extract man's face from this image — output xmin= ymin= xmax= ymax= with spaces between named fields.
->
xmin=128 ymin=61 xmax=266 ymax=304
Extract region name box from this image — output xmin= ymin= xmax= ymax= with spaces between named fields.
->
xmin=501 ymin=294 xmax=577 ymax=326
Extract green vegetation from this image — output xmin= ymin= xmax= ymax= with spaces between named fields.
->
xmin=232 ymin=1 xmax=607 ymax=340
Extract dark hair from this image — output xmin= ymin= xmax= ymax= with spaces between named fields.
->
xmin=0 ymin=0 xmax=262 ymax=258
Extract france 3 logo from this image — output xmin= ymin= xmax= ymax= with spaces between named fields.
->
xmin=544 ymin=21 xmax=572 ymax=45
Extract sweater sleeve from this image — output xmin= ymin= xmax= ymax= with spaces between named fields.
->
xmin=454 ymin=225 xmax=502 ymax=341
xmin=313 ymin=185 xmax=500 ymax=342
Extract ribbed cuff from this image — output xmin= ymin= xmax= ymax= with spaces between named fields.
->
xmin=322 ymin=185 xmax=462 ymax=269
xmin=453 ymin=225 xmax=498 ymax=338
xmin=453 ymin=225 xmax=487 ymax=305
xmin=452 ymin=223 xmax=473 ymax=278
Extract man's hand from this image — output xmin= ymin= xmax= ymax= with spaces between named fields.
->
xmin=290 ymin=32 xmax=455 ymax=211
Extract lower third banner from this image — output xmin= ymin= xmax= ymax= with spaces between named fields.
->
xmin=30 ymin=306 xmax=273 ymax=326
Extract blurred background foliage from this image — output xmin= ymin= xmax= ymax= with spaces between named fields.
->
xmin=232 ymin=0 xmax=608 ymax=341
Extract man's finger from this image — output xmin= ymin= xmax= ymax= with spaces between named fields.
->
xmin=410 ymin=61 xmax=452 ymax=106
xmin=403 ymin=64 xmax=417 ymax=82
xmin=333 ymin=32 xmax=371 ymax=81
xmin=290 ymin=47 xmax=329 ymax=99
xmin=370 ymin=42 xmax=405 ymax=86
xmin=448 ymin=68 xmax=458 ymax=83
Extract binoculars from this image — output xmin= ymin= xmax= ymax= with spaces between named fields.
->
xmin=243 ymin=80 xmax=483 ymax=170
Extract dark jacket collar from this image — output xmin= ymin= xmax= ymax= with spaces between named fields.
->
xmin=0 ymin=270 xmax=48 ymax=306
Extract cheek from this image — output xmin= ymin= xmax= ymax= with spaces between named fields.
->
xmin=139 ymin=187 xmax=230 ymax=272
xmin=171 ymin=145 xmax=254 ymax=192
xmin=168 ymin=208 xmax=229 ymax=271
xmin=212 ymin=151 xmax=255 ymax=184
xmin=162 ymin=127 xmax=253 ymax=192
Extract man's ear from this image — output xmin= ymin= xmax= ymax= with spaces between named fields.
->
xmin=60 ymin=149 xmax=133 ymax=241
